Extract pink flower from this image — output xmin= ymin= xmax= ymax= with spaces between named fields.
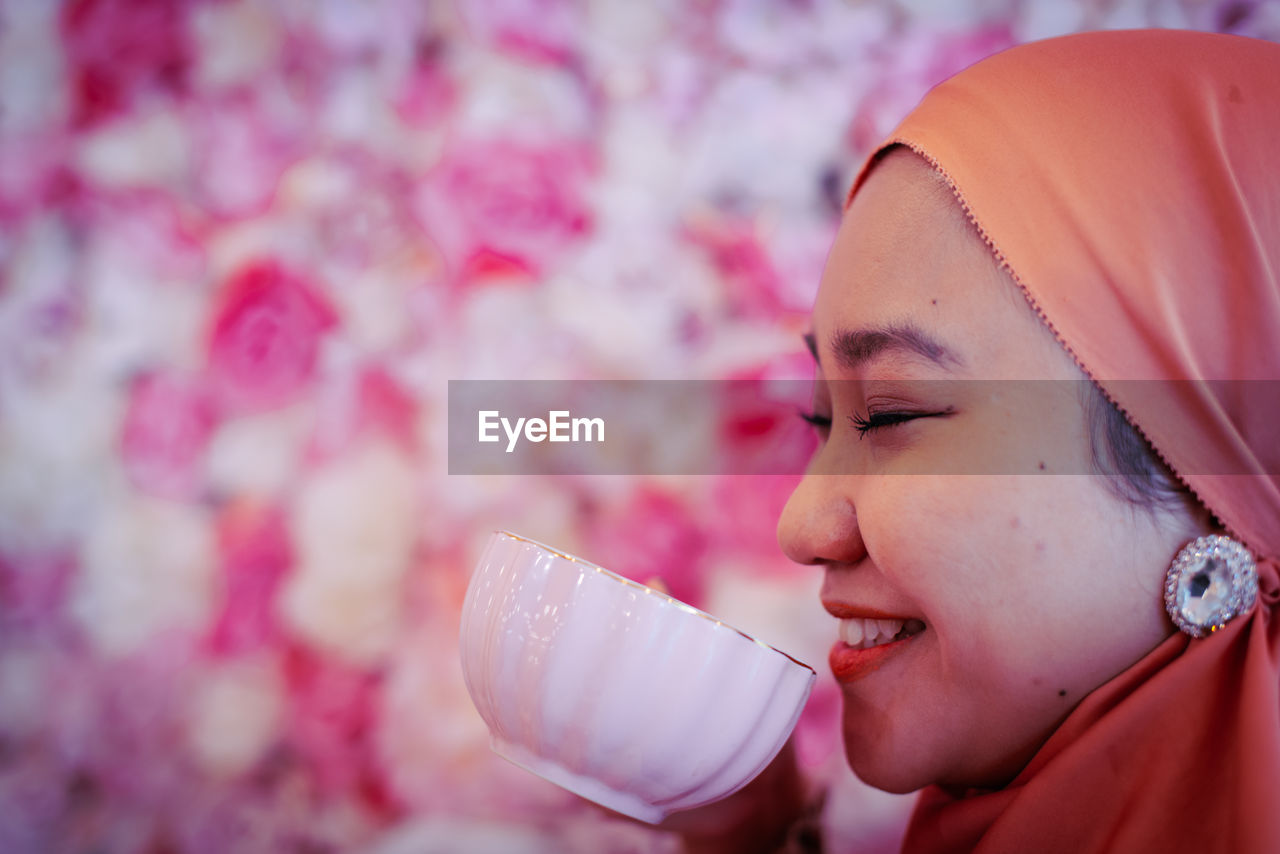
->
xmin=282 ymin=645 xmax=393 ymax=810
xmin=705 ymin=356 xmax=815 ymax=558
xmin=308 ymin=367 xmax=419 ymax=464
xmin=356 ymin=370 xmax=418 ymax=450
xmin=94 ymin=191 xmax=206 ymax=280
xmin=207 ymin=500 xmax=293 ymax=657
xmin=683 ymin=214 xmax=792 ymax=319
xmin=60 ymin=0 xmax=192 ymax=127
xmin=207 ymin=260 xmax=338 ymax=414
xmin=119 ymin=369 xmax=218 ymax=500
xmin=0 ymin=551 xmax=75 ymax=630
xmin=793 ymin=681 xmax=843 ymax=770
xmin=393 ymin=39 xmax=458 ymax=128
xmin=587 ymin=487 xmax=709 ymax=607
xmin=0 ymin=132 xmax=75 ymax=223
xmin=190 ymin=93 xmax=299 ymax=220
xmin=458 ymin=0 xmax=584 ymax=66
xmin=415 ymin=138 xmax=593 ymax=286
xmin=848 ymin=26 xmax=1014 ymax=154
xmin=715 ymin=361 xmax=818 ymax=477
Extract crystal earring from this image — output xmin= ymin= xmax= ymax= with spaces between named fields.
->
xmin=1164 ymin=534 xmax=1258 ymax=638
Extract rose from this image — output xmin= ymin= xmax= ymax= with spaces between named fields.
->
xmin=393 ymin=38 xmax=458 ymax=128
xmin=207 ymin=260 xmax=338 ymax=414
xmin=0 ymin=132 xmax=74 ymax=222
xmin=119 ymin=369 xmax=217 ymax=500
xmin=61 ymin=0 xmax=192 ymax=127
xmin=714 ymin=359 xmax=818 ymax=479
xmin=206 ymin=500 xmax=292 ymax=657
xmin=457 ymin=0 xmax=583 ymax=66
xmin=190 ymin=92 xmax=299 ymax=219
xmin=415 ymin=138 xmax=593 ymax=285
xmin=682 ymin=213 xmax=789 ymax=320
xmin=281 ymin=643 xmax=384 ymax=801
xmin=309 ymin=367 xmax=419 ymax=463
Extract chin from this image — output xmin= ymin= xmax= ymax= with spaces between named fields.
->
xmin=843 ymin=737 xmax=931 ymax=795
xmin=847 ymin=732 xmax=1038 ymax=796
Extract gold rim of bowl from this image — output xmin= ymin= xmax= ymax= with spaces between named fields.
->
xmin=494 ymin=530 xmax=816 ymax=675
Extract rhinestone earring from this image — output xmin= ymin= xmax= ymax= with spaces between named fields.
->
xmin=1164 ymin=534 xmax=1258 ymax=638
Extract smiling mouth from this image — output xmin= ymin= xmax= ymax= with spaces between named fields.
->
xmin=838 ymin=616 xmax=926 ymax=650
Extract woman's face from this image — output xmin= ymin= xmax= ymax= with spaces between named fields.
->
xmin=778 ymin=150 xmax=1207 ymax=793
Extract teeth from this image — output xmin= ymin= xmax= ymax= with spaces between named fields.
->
xmin=839 ymin=617 xmax=923 ymax=650
xmin=840 ymin=619 xmax=864 ymax=646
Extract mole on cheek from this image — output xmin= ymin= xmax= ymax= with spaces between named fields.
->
xmin=1058 ymin=689 xmax=1067 ymax=698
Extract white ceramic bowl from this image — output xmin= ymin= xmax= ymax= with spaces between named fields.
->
xmin=459 ymin=530 xmax=815 ymax=824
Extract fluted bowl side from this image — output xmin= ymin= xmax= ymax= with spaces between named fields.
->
xmin=458 ymin=531 xmax=815 ymax=823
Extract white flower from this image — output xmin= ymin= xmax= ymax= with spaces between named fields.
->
xmin=75 ymin=109 xmax=190 ymax=189
xmin=280 ymin=439 xmax=418 ymax=664
xmin=70 ymin=490 xmax=218 ymax=656
xmin=191 ymin=0 xmax=282 ymax=90
xmin=185 ymin=655 xmax=285 ymax=778
xmin=205 ymin=402 xmax=313 ymax=498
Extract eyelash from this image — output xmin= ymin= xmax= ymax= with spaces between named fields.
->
xmin=849 ymin=410 xmax=927 ymax=437
xmin=799 ymin=410 xmax=832 ymax=431
xmin=798 ymin=409 xmax=948 ymax=438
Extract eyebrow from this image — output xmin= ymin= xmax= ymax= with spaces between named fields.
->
xmin=803 ymin=323 xmax=961 ymax=371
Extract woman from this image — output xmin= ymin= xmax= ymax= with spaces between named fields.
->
xmin=736 ymin=29 xmax=1277 ymax=853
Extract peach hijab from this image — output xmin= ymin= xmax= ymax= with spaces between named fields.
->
xmin=845 ymin=30 xmax=1280 ymax=853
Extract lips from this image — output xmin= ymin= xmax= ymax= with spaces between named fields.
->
xmin=823 ymin=600 xmax=926 ymax=683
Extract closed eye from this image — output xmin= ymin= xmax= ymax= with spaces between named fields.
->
xmin=798 ymin=409 xmax=832 ymax=432
xmin=849 ymin=408 xmax=953 ymax=438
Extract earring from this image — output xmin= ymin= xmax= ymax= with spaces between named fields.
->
xmin=1164 ymin=534 xmax=1258 ymax=638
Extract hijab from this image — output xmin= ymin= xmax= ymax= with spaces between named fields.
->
xmin=844 ymin=29 xmax=1280 ymax=853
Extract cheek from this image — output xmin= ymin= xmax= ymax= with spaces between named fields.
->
xmin=892 ymin=476 xmax=1172 ymax=699
xmin=865 ymin=478 xmax=1090 ymax=668
xmin=867 ymin=477 xmax=1025 ymax=606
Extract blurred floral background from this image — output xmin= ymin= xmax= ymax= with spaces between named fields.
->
xmin=1 ymin=1 xmax=1277 ymax=852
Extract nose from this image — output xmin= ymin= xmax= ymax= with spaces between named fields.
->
xmin=777 ymin=471 xmax=866 ymax=566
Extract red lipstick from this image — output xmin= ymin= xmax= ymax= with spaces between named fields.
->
xmin=822 ymin=601 xmax=914 ymax=621
xmin=821 ymin=599 xmax=925 ymax=682
xmin=828 ymin=636 xmax=915 ymax=683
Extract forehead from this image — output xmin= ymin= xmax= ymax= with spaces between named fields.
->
xmin=812 ymin=151 xmax=1067 ymax=379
